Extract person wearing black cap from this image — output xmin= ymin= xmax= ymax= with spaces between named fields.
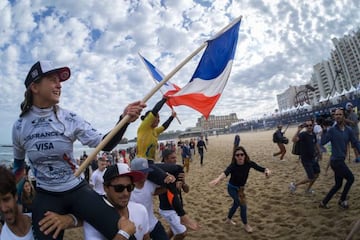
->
xmin=83 ymin=163 xmax=150 ymax=240
xmin=12 ymin=60 xmax=146 ymax=240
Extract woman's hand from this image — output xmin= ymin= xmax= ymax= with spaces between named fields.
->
xmin=209 ymin=178 xmax=219 ymax=186
xmin=264 ymin=168 xmax=271 ymax=177
xmin=123 ymin=101 xmax=147 ymax=122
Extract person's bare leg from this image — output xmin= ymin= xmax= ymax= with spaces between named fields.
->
xmin=306 ymin=174 xmax=319 ymax=191
xmin=180 ymin=215 xmax=200 ymax=231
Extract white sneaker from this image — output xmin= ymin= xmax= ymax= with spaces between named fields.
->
xmin=305 ymin=189 xmax=315 ymax=195
xmin=224 ymin=218 xmax=236 ymax=225
xmin=244 ymin=224 xmax=253 ymax=233
xmin=289 ymin=182 xmax=296 ymax=193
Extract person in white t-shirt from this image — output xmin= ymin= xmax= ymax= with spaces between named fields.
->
xmin=89 ymin=156 xmax=108 ymax=195
xmin=313 ymin=118 xmax=325 ymax=161
xmin=83 ymin=163 xmax=150 ymax=240
xmin=0 ymin=166 xmax=76 ymax=240
xmin=130 ymin=158 xmax=170 ymax=240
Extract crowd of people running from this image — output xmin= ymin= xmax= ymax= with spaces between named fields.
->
xmin=0 ymin=60 xmax=359 ymax=240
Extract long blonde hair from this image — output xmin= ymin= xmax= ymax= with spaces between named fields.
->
xmin=20 ymin=88 xmax=33 ymax=117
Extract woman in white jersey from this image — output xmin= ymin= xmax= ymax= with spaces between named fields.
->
xmin=12 ymin=61 xmax=145 ymax=240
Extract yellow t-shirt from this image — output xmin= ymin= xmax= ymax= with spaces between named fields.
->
xmin=136 ymin=112 xmax=165 ymax=160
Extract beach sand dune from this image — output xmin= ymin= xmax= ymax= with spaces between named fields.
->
xmin=64 ymin=127 xmax=360 ymax=240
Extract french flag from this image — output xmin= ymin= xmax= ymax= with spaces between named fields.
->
xmin=139 ymin=53 xmax=181 ymax=96
xmin=167 ymin=18 xmax=241 ymax=119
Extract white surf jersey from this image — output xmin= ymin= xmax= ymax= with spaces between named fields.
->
xmin=12 ymin=106 xmax=103 ymax=192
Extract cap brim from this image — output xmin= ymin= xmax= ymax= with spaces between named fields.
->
xmin=126 ymin=170 xmax=146 ymax=182
xmin=45 ymin=67 xmax=71 ymax=82
xmin=137 ymin=168 xmax=153 ymax=174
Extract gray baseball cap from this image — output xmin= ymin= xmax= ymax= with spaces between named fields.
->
xmin=130 ymin=158 xmax=153 ymax=173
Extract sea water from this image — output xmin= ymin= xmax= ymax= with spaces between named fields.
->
xmin=0 ymin=142 xmax=135 ymax=167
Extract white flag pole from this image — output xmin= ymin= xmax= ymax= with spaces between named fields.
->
xmin=75 ymin=16 xmax=242 ymax=177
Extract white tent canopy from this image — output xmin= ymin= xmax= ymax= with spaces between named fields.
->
xmin=319 ymin=94 xmax=330 ymax=102
xmin=349 ymin=85 xmax=357 ymax=93
xmin=340 ymin=88 xmax=349 ymax=96
xmin=331 ymin=91 xmax=341 ymax=99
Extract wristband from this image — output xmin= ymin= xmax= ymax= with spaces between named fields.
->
xmin=68 ymin=214 xmax=78 ymax=227
xmin=117 ymin=229 xmax=130 ymax=239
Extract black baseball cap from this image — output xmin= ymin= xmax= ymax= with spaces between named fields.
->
xmin=24 ymin=61 xmax=71 ymax=88
xmin=103 ymin=163 xmax=145 ymax=184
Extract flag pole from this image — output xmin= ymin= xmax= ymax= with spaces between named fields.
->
xmin=211 ymin=16 xmax=242 ymax=39
xmin=75 ymin=16 xmax=241 ymax=177
xmin=75 ymin=42 xmax=207 ymax=177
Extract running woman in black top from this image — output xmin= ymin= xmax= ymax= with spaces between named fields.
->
xmin=209 ymin=146 xmax=270 ymax=233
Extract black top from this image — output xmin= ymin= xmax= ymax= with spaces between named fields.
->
xmin=224 ymin=161 xmax=265 ymax=187
xmin=298 ymin=131 xmax=317 ymax=160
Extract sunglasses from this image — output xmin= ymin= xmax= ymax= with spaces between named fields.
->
xmin=305 ymin=124 xmax=313 ymax=127
xmin=235 ymin=153 xmax=245 ymax=157
xmin=109 ymin=184 xmax=135 ymax=193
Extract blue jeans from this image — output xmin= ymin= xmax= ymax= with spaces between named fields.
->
xmin=322 ymin=160 xmax=354 ymax=204
xmin=227 ymin=184 xmax=247 ymax=224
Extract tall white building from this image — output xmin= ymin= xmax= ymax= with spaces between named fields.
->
xmin=279 ymin=29 xmax=360 ymax=109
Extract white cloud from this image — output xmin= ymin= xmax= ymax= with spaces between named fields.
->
xmin=0 ymin=0 xmax=360 ymax=144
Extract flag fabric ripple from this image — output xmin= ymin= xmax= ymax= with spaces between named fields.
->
xmin=167 ymin=18 xmax=241 ymax=119
xmin=139 ymin=53 xmax=180 ymax=96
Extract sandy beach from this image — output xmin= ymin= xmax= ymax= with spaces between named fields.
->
xmin=64 ymin=127 xmax=360 ymax=240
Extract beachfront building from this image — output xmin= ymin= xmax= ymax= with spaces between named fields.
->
xmin=278 ymin=28 xmax=360 ymax=110
xmin=276 ymin=86 xmax=297 ymax=111
xmin=195 ymin=113 xmax=239 ymax=131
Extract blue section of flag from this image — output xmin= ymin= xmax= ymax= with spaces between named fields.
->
xmin=191 ymin=19 xmax=240 ymax=81
xmin=140 ymin=55 xmax=164 ymax=82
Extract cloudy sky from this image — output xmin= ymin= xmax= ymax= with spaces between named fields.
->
xmin=0 ymin=0 xmax=359 ymax=145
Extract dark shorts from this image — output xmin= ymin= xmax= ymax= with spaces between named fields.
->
xmin=33 ymin=180 xmax=119 ymax=240
xmin=301 ymin=159 xmax=320 ymax=180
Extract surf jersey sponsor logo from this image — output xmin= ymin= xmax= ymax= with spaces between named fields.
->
xmin=31 ymin=117 xmax=50 ymax=126
xmin=35 ymin=142 xmax=54 ymax=151
xmin=24 ymin=131 xmax=63 ymax=142
xmin=65 ymin=112 xmax=77 ymax=122
xmin=34 ymin=156 xmax=73 ymax=184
